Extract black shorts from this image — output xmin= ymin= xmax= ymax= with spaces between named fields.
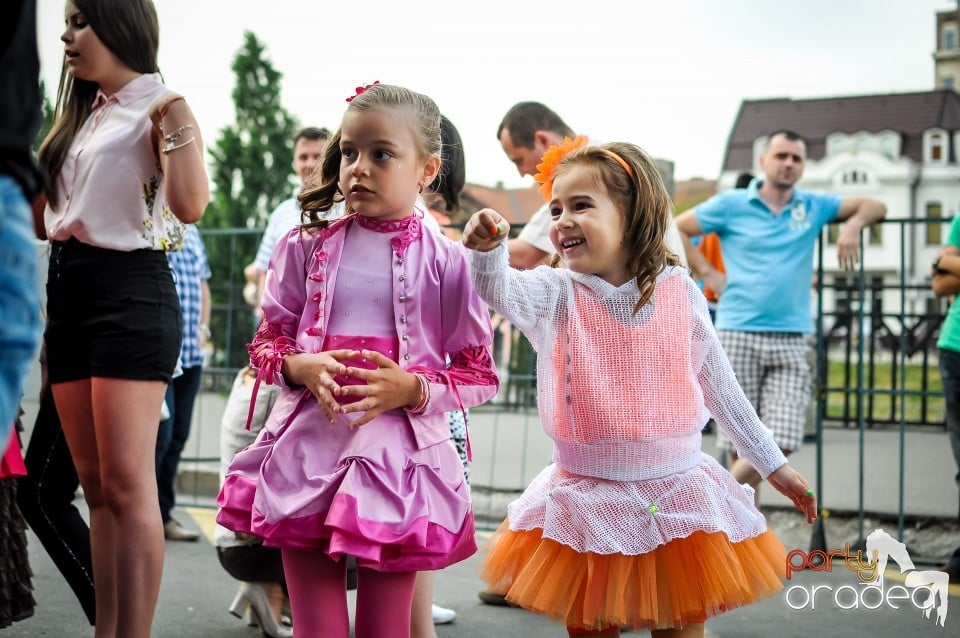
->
xmin=45 ymin=238 xmax=182 ymax=384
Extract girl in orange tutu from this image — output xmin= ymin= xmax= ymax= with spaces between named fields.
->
xmin=462 ymin=138 xmax=818 ymax=637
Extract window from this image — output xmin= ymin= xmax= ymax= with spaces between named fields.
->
xmin=841 ymin=169 xmax=870 ymax=184
xmin=946 ymin=27 xmax=958 ymax=50
xmin=826 ymin=222 xmax=883 ymax=246
xmin=926 ymin=203 xmax=943 ymax=245
xmin=945 ymin=77 xmax=957 ymax=90
xmin=826 ymin=224 xmax=839 ymax=245
xmin=931 ymin=133 xmax=945 ymax=161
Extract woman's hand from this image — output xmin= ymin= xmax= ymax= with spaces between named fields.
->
xmin=282 ymin=349 xmax=357 ymax=421
xmin=338 ymin=350 xmax=422 ymax=428
xmin=767 ymin=464 xmax=818 ymax=523
xmin=462 ymin=208 xmax=510 ymax=252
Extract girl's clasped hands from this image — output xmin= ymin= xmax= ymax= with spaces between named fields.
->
xmin=283 ymin=350 xmax=422 ymax=428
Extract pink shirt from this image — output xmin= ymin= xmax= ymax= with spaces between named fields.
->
xmin=44 ymin=73 xmax=186 ymax=251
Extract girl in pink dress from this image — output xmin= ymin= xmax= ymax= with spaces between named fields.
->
xmin=217 ymin=83 xmax=498 ymax=638
xmin=462 ymin=138 xmax=817 ymax=638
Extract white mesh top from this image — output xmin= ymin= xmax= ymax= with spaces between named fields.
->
xmin=470 ymin=244 xmax=788 ymax=554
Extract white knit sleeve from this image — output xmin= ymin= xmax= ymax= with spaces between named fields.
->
xmin=469 ymin=243 xmax=563 ymax=352
xmin=687 ymin=278 xmax=787 ymax=477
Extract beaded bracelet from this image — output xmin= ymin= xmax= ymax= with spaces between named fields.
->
xmin=162 ymin=136 xmax=196 ymax=155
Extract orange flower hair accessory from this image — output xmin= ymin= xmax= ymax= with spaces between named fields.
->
xmin=534 ymin=135 xmax=588 ymax=201
xmin=346 ymin=80 xmax=380 ymax=103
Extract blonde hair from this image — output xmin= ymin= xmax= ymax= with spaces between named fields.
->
xmin=298 ymin=84 xmax=441 ymax=228
xmin=553 ymin=142 xmax=680 ymax=311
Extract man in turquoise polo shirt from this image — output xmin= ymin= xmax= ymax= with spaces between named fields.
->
xmin=675 ymin=130 xmax=886 ymax=503
xmin=931 ymin=221 xmax=960 ymax=583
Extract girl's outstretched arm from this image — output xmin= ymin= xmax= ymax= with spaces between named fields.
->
xmin=687 ymin=277 xmax=788 ymax=479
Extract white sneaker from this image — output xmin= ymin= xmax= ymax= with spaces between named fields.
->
xmin=431 ymin=603 xmax=456 ymax=625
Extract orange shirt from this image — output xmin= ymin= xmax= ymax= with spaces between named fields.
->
xmin=698 ymin=233 xmax=725 ymax=303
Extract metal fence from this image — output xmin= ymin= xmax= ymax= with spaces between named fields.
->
xmin=183 ymin=219 xmax=952 ymax=541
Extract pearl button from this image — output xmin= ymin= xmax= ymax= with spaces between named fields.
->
xmin=404 ymin=354 xmax=411 ymax=360
xmin=399 ymin=295 xmax=406 ymax=302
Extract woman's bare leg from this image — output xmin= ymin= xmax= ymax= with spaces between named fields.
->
xmin=55 ymin=378 xmax=167 ymax=638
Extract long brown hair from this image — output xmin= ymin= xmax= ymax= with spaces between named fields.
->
xmin=38 ymin=0 xmax=160 ymax=206
xmin=554 ymin=142 xmax=680 ymax=312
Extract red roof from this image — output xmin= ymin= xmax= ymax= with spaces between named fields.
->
xmin=461 ymin=183 xmax=544 ymax=225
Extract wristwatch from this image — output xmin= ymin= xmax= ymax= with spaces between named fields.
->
xmin=199 ymin=323 xmax=212 ymax=339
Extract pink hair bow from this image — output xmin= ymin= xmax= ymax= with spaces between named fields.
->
xmin=346 ymin=81 xmax=380 ymax=103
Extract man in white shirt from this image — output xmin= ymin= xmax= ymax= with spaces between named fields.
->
xmin=496 ymin=101 xmax=687 ymax=270
xmin=244 ymin=127 xmax=332 ymax=312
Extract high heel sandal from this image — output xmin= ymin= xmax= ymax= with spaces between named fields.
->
xmin=228 ymin=582 xmax=293 ymax=638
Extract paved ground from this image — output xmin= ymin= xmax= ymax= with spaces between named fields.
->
xmin=9 ymin=365 xmax=960 ymax=636
xmin=6 ymin=503 xmax=958 ymax=637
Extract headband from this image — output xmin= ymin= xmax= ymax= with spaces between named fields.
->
xmin=599 ymin=148 xmax=633 ymax=177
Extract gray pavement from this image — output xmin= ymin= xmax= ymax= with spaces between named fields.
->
xmin=5 ymin=503 xmax=959 ymax=637
xmin=8 ymin=367 xmax=960 ymax=636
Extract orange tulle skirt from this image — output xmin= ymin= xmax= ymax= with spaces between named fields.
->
xmin=480 ymin=521 xmax=787 ymax=631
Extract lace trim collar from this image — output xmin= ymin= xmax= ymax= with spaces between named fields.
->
xmin=354 ymin=213 xmax=422 ymax=256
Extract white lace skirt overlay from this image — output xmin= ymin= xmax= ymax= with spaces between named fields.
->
xmin=507 ymin=455 xmax=765 ymax=555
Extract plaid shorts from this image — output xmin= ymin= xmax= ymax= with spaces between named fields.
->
xmin=715 ymin=330 xmax=811 ymax=453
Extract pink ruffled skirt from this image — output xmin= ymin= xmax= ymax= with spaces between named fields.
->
xmin=217 ymin=396 xmax=475 ymax=572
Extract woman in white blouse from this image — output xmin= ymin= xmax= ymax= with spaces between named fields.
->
xmin=37 ymin=2 xmax=208 ymax=636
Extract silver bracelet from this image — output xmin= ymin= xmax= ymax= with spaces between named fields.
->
xmin=162 ymin=136 xmax=196 ymax=155
xmin=164 ymin=124 xmax=193 ymax=144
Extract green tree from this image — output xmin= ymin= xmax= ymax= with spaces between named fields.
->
xmin=203 ymin=31 xmax=299 ymax=373
xmin=32 ymin=79 xmax=55 ymax=152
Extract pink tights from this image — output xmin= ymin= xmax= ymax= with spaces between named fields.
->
xmin=281 ymin=547 xmax=417 ymax=638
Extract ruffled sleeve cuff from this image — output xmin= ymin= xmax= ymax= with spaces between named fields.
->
xmin=247 ymin=321 xmax=302 ymax=389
